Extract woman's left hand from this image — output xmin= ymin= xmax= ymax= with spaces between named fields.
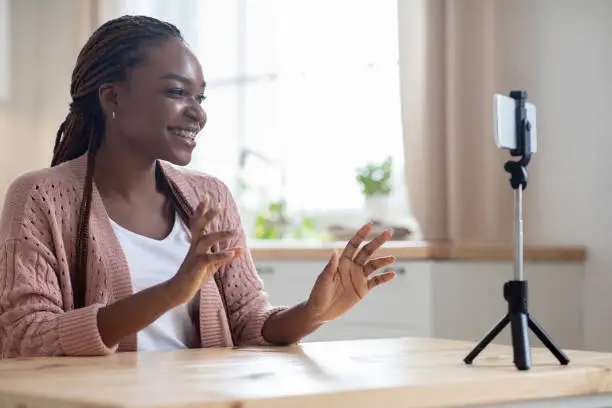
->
xmin=304 ymin=223 xmax=397 ymax=323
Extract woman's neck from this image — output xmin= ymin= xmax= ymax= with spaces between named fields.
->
xmin=93 ymin=140 xmax=159 ymax=202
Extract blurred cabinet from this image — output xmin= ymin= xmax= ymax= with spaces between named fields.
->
xmin=254 ymin=259 xmax=585 ymax=350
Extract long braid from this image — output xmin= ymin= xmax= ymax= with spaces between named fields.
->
xmin=51 ymin=15 xmax=185 ymax=308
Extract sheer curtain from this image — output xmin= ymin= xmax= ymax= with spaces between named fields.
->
xmin=98 ymin=0 xmax=409 ymax=225
xmin=398 ymin=0 xmax=513 ymax=244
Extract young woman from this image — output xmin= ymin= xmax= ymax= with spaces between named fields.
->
xmin=0 ymin=15 xmax=397 ymax=358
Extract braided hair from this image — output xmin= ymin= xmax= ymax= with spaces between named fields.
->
xmin=52 ymin=15 xmax=195 ymax=309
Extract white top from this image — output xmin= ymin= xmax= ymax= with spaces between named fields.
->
xmin=110 ymin=214 xmax=199 ymax=351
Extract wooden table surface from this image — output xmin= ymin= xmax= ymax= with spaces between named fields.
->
xmin=1 ymin=337 xmax=611 ymax=408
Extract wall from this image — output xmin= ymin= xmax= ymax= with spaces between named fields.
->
xmin=0 ymin=0 xmax=93 ymax=208
xmin=0 ymin=0 xmax=9 ymax=100
xmin=484 ymin=0 xmax=612 ymax=351
xmin=397 ymin=0 xmax=612 ymax=351
xmin=495 ymin=0 xmax=612 ymax=352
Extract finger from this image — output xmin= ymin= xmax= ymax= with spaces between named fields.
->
xmin=363 ymin=256 xmax=396 ymax=277
xmin=202 ymin=248 xmax=241 ymax=265
xmin=321 ymin=250 xmax=339 ymax=279
xmin=367 ymin=271 xmax=396 ymax=290
xmin=192 ymin=194 xmax=209 ymax=221
xmin=353 ymin=228 xmax=393 ymax=266
xmin=340 ymin=223 xmax=373 ymax=260
xmin=194 ymin=230 xmax=238 ymax=254
xmin=191 ymin=208 xmax=219 ymax=243
xmin=190 ymin=196 xmax=218 ymax=239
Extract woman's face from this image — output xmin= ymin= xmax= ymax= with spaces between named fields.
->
xmin=108 ymin=37 xmax=207 ymax=166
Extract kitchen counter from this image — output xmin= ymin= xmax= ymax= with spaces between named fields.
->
xmin=248 ymin=240 xmax=587 ymax=262
xmin=1 ymin=337 xmax=611 ymax=408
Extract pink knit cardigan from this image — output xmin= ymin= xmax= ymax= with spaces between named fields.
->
xmin=0 ymin=154 xmax=286 ymax=358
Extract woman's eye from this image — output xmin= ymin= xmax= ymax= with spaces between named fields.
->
xmin=166 ymin=89 xmax=206 ymax=104
xmin=166 ymin=89 xmax=186 ymax=98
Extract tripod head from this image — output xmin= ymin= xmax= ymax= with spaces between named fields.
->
xmin=504 ymin=89 xmax=533 ymax=191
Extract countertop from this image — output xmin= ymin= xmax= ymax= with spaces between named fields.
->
xmin=1 ymin=337 xmax=611 ymax=408
xmin=248 ymin=240 xmax=587 ymax=262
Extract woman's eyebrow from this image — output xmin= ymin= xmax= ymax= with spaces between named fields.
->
xmin=159 ymin=73 xmax=206 ymax=89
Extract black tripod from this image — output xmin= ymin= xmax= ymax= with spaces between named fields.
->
xmin=463 ymin=90 xmax=570 ymax=371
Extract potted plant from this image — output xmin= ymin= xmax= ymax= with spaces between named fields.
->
xmin=355 ymin=156 xmax=392 ymax=223
xmin=254 ymin=200 xmax=290 ymax=240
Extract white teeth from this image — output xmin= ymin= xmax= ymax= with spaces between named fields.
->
xmin=171 ymin=129 xmax=197 ymax=139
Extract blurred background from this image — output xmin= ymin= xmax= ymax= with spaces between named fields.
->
xmin=0 ymin=0 xmax=415 ymax=244
xmin=1 ymin=0 xmax=612 ymax=352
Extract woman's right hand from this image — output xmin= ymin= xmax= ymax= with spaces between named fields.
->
xmin=165 ymin=195 xmax=241 ymax=306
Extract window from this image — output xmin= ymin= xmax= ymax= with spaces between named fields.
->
xmin=100 ymin=1 xmax=409 ymax=239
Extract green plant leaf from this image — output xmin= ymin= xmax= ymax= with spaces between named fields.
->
xmin=355 ymin=156 xmax=393 ymax=197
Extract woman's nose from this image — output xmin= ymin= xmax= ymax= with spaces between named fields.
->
xmin=184 ymin=103 xmax=206 ymax=128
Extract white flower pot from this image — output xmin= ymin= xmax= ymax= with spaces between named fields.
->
xmin=364 ymin=195 xmax=391 ymax=223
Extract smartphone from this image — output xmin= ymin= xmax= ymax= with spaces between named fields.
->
xmin=493 ymin=93 xmax=537 ymax=153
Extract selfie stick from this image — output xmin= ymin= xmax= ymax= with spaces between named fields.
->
xmin=463 ymin=89 xmax=570 ymax=371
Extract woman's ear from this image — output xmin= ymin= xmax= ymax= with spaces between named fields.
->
xmin=98 ymin=83 xmax=120 ymax=119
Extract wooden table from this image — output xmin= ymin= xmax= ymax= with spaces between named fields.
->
xmin=1 ymin=337 xmax=612 ymax=408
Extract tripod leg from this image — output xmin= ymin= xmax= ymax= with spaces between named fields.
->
xmin=528 ymin=316 xmax=570 ymax=365
xmin=510 ymin=312 xmax=531 ymax=370
xmin=464 ymin=315 xmax=510 ymax=364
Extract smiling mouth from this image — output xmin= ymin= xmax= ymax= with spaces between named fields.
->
xmin=168 ymin=126 xmax=199 ymax=140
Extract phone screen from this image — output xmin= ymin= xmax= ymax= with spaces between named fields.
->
xmin=493 ymin=94 xmax=537 ymax=153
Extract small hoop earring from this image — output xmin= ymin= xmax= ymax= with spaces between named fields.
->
xmin=112 ymin=111 xmax=116 ymax=120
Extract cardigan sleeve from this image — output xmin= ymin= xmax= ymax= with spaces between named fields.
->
xmin=213 ymin=182 xmax=288 ymax=346
xmin=0 ymin=239 xmax=117 ymax=358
